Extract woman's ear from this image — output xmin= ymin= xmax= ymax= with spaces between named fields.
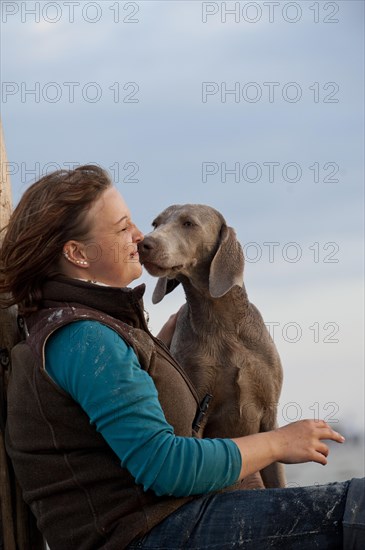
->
xmin=62 ymin=241 xmax=89 ymax=268
xmin=152 ymin=277 xmax=181 ymax=304
xmin=209 ymin=225 xmax=244 ymax=298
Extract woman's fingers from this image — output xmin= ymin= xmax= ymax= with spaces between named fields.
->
xmin=274 ymin=419 xmax=345 ymax=465
xmin=313 ymin=451 xmax=328 ymax=465
xmin=307 ymin=439 xmax=329 ymax=465
xmin=310 ymin=422 xmax=344 ymax=465
xmin=328 ymin=429 xmax=345 ymax=443
xmin=314 ymin=420 xmax=332 ymax=432
xmin=316 ymin=442 xmax=329 ymax=457
xmin=316 ymin=423 xmax=345 ymax=443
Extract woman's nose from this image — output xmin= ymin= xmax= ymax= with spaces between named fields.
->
xmin=133 ymin=225 xmax=144 ymax=243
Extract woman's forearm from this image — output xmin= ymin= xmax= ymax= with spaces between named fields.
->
xmin=231 ymin=432 xmax=277 ymax=479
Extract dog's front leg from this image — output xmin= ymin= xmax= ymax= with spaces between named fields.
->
xmin=260 ymin=461 xmax=286 ymax=488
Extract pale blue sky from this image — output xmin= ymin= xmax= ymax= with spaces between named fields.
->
xmin=1 ymin=0 xmax=364 ymax=469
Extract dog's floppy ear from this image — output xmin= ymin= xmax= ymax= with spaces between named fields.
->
xmin=209 ymin=225 xmax=244 ymax=298
xmin=152 ymin=277 xmax=181 ymax=304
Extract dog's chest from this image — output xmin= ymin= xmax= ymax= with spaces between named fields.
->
xmin=171 ymin=328 xmax=245 ymax=397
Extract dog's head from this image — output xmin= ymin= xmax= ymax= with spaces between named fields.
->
xmin=138 ymin=204 xmax=244 ymax=304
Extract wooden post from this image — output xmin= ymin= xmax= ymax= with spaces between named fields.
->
xmin=0 ymin=120 xmax=14 ymax=230
xmin=0 ymin=119 xmax=18 ymax=550
xmin=0 ymin=120 xmax=20 ymax=349
xmin=0 ymin=121 xmax=46 ymax=550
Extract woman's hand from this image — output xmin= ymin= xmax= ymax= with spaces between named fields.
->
xmin=272 ymin=419 xmax=345 ymax=466
xmin=232 ymin=419 xmax=345 ymax=481
xmin=156 ymin=310 xmax=181 ymax=348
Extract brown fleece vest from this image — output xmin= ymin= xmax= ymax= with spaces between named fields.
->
xmin=5 ymin=277 xmax=202 ymax=549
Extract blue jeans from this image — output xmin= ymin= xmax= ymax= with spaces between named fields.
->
xmin=128 ymin=478 xmax=364 ymax=549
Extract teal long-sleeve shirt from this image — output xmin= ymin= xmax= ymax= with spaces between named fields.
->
xmin=45 ymin=320 xmax=242 ymax=497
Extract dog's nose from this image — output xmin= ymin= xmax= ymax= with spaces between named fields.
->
xmin=138 ymin=237 xmax=155 ymax=252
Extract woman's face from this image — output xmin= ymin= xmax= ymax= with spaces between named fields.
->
xmin=64 ymin=187 xmax=144 ymax=287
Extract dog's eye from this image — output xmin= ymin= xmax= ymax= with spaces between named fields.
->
xmin=183 ymin=221 xmax=194 ymax=227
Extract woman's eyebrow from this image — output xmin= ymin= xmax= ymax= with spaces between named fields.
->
xmin=114 ymin=215 xmax=129 ymax=225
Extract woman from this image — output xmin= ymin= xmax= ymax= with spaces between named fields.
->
xmin=0 ymin=165 xmax=363 ymax=549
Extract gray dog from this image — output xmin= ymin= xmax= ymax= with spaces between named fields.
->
xmin=139 ymin=204 xmax=286 ymax=488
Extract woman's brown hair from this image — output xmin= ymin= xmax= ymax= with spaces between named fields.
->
xmin=0 ymin=164 xmax=112 ymax=312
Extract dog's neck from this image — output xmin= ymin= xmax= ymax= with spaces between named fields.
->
xmin=177 ymin=271 xmax=250 ymax=333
